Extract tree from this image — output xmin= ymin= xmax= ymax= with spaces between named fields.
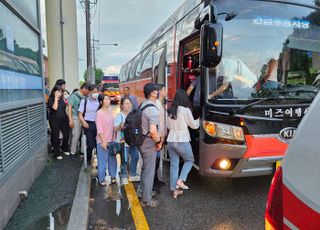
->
xmin=83 ymin=67 xmax=104 ymax=85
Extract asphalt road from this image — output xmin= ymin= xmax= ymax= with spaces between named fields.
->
xmin=90 ymin=105 xmax=273 ymax=230
xmin=144 ymin=161 xmax=272 ymax=230
xmin=89 ymin=159 xmax=272 ymax=230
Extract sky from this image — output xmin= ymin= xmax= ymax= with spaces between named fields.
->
xmin=40 ymin=0 xmax=183 ymax=78
xmin=76 ymin=0 xmax=184 ymax=77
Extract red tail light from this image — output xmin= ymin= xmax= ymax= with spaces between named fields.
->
xmin=265 ymin=166 xmax=283 ymax=230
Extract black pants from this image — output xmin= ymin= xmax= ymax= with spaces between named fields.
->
xmin=49 ymin=117 xmax=69 ymax=156
xmin=84 ymin=121 xmax=97 ymax=164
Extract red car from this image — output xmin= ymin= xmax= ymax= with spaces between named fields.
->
xmin=265 ymin=93 xmax=320 ymax=229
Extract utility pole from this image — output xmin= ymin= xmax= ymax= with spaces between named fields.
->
xmin=92 ymin=38 xmax=96 ymax=68
xmin=84 ymin=0 xmax=96 ymax=84
xmin=92 ymin=37 xmax=99 ymax=68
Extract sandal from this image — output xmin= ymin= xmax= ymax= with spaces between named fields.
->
xmin=173 ymin=190 xmax=183 ymax=199
xmin=140 ymin=199 xmax=159 ymax=208
xmin=98 ymin=181 xmax=106 ymax=186
xmin=176 ymin=180 xmax=189 ymax=190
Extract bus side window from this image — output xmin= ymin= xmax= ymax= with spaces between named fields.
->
xmin=140 ymin=51 xmax=153 ymax=79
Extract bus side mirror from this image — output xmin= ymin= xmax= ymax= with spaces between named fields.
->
xmin=200 ymin=22 xmax=223 ymax=68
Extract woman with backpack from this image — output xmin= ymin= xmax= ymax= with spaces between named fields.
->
xmin=114 ymin=97 xmax=140 ymax=185
xmin=96 ymin=94 xmax=116 ymax=186
xmin=167 ymin=89 xmax=200 ymax=198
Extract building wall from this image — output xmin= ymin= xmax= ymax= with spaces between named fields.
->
xmin=45 ymin=0 xmax=79 ymax=91
xmin=0 ymin=0 xmax=47 ymax=228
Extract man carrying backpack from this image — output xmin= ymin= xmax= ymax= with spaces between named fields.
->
xmin=68 ymin=82 xmax=90 ymax=160
xmin=138 ymin=83 xmax=162 ymax=208
xmin=78 ymin=85 xmax=100 ymax=165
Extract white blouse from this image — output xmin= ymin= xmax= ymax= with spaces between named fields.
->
xmin=166 ymin=106 xmax=200 ymax=142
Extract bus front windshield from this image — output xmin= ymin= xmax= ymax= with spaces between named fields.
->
xmin=207 ymin=1 xmax=320 ymax=103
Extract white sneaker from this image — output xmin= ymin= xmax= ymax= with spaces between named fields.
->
xmin=105 ymin=176 xmax=111 ymax=186
xmin=63 ymin=151 xmax=70 ymax=156
xmin=122 ymin=177 xmax=128 ymax=185
xmin=129 ymin=175 xmax=140 ymax=182
xmin=56 ymin=156 xmax=63 ymax=160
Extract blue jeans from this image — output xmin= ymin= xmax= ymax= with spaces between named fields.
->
xmin=121 ymin=146 xmax=139 ymax=177
xmin=168 ymin=142 xmax=194 ymax=191
xmin=96 ymin=144 xmax=117 ymax=182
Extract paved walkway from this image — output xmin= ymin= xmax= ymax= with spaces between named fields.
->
xmin=5 ymin=154 xmax=83 ymax=230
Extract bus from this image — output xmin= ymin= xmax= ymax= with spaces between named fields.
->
xmin=102 ymin=75 xmax=120 ymax=104
xmin=119 ymin=0 xmax=320 ymax=178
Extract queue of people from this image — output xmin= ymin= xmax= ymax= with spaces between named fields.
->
xmin=47 ymin=79 xmax=199 ymax=208
xmin=47 ymin=81 xmax=142 ymax=182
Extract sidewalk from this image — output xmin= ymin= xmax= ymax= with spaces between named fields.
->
xmin=5 ymin=154 xmax=83 ymax=230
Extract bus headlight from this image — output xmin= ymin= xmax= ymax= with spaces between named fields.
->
xmin=218 ymin=158 xmax=231 ymax=170
xmin=203 ymin=121 xmax=244 ymax=141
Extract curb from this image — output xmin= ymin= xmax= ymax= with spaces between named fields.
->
xmin=67 ymin=165 xmax=91 ymax=230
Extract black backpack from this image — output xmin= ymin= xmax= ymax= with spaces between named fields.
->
xmin=123 ymin=103 xmax=156 ymax=146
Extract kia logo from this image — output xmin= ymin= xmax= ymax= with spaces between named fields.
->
xmin=279 ymin=127 xmax=296 ymax=140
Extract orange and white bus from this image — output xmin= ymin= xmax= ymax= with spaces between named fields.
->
xmin=119 ymin=0 xmax=320 ymax=177
xmin=102 ymin=75 xmax=120 ymax=104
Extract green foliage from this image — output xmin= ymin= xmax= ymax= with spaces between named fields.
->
xmin=83 ymin=67 xmax=104 ymax=85
xmin=79 ymin=79 xmax=85 ymax=85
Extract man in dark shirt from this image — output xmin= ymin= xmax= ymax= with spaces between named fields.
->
xmin=123 ymin=86 xmax=139 ymax=109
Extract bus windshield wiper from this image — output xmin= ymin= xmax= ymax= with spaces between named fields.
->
xmin=229 ymin=96 xmax=284 ymax=115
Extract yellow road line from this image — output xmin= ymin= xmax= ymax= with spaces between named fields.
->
xmin=124 ymin=182 xmax=149 ymax=230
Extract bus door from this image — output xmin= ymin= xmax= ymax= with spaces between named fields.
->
xmin=152 ymin=45 xmax=169 ymax=164
xmin=178 ymin=36 xmax=201 ymax=164
xmin=178 ymin=36 xmax=201 ymax=115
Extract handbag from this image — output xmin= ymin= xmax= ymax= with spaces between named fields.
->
xmin=109 ymin=114 xmax=126 ymax=155
xmin=108 ymin=142 xmax=122 ymax=155
xmin=108 ymin=127 xmax=123 ymax=155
